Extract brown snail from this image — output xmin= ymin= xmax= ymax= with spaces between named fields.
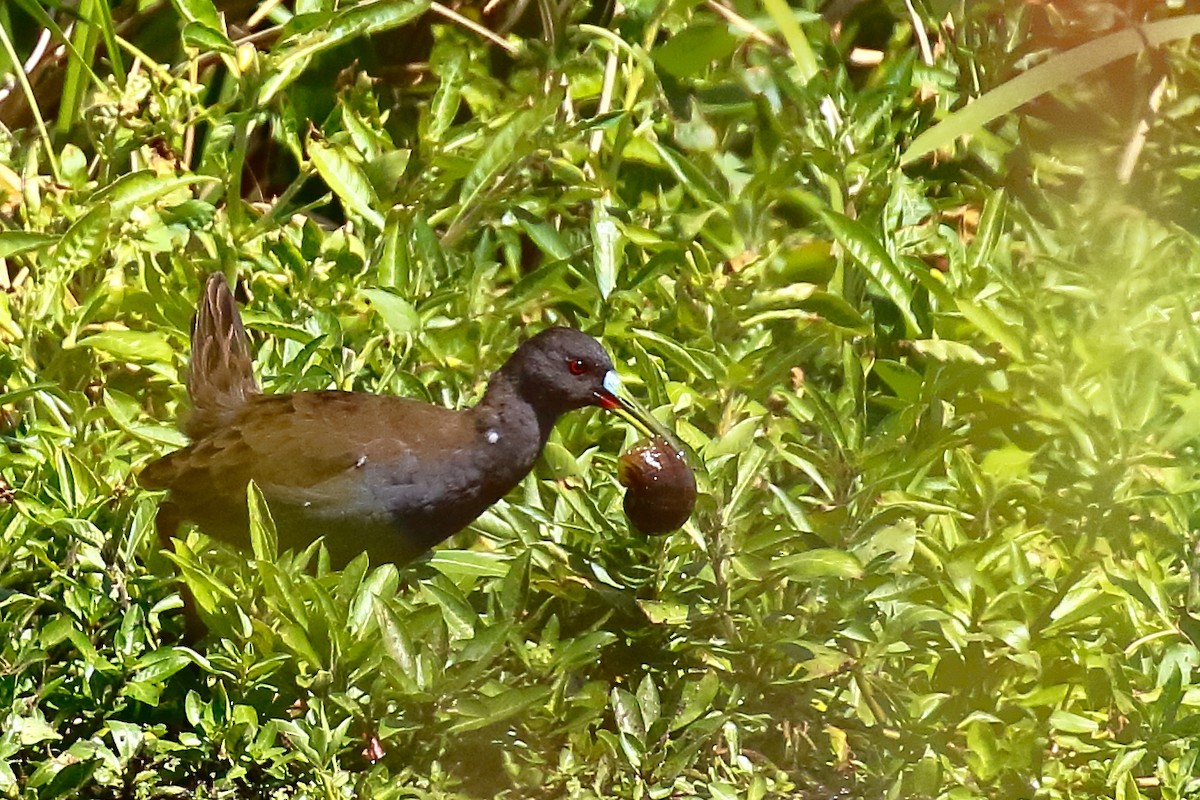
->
xmin=618 ymin=436 xmax=696 ymax=534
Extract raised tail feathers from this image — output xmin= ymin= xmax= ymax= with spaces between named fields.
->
xmin=184 ymin=272 xmax=259 ymax=438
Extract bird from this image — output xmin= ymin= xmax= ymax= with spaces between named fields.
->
xmin=141 ymin=272 xmax=651 ymax=567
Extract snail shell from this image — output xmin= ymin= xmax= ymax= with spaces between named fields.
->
xmin=618 ymin=436 xmax=696 ymax=535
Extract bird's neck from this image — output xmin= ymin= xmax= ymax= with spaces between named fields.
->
xmin=472 ymin=370 xmax=558 ymax=473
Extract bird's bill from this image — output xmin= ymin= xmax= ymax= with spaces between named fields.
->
xmin=595 ymin=371 xmax=678 ymax=444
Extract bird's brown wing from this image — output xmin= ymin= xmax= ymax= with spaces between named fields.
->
xmin=142 ymin=390 xmax=478 ymax=542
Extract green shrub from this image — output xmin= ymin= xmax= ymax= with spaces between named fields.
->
xmin=2 ymin=1 xmax=1200 ymax=797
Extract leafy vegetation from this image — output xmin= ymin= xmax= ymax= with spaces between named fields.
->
xmin=3 ymin=0 xmax=1200 ymax=797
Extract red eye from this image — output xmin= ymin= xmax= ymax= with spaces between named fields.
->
xmin=567 ymin=358 xmax=587 ymax=375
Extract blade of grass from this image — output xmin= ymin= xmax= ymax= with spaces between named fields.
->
xmin=761 ymin=0 xmax=817 ymax=81
xmin=57 ymin=0 xmax=104 ymax=137
xmin=0 ymin=5 xmax=13 ymax=75
xmin=902 ymin=14 xmax=1200 ymax=165
xmin=0 ymin=20 xmax=60 ymax=180
xmin=11 ymin=0 xmax=106 ymax=92
xmin=92 ymin=0 xmax=126 ymax=85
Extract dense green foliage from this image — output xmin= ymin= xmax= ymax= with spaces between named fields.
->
xmin=3 ymin=0 xmax=1200 ymax=797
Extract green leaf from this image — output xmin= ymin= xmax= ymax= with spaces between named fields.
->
xmin=1049 ymin=710 xmax=1100 ymax=735
xmin=1160 ymin=389 xmax=1200 ymax=451
xmin=955 ymin=298 xmax=1026 ymax=360
xmin=422 ymin=580 xmax=478 ymax=640
xmin=769 ymin=240 xmax=836 ymax=285
xmin=611 ymin=687 xmax=645 ymax=739
xmin=75 ymin=330 xmax=173 ymax=363
xmin=246 ymin=481 xmax=278 ymax=562
xmin=761 ymin=0 xmax=819 ymax=79
xmin=169 ymin=0 xmax=223 ymax=28
xmin=458 ymin=104 xmax=547 ymax=213
xmin=1044 ymin=579 xmax=1108 ymax=633
xmin=649 ymin=140 xmax=723 ymax=205
xmin=709 ymin=783 xmax=739 ymax=800
xmin=11 ymin=712 xmax=61 ymax=746
xmin=261 ymin=0 xmax=432 ymax=103
xmin=797 ymin=291 xmax=869 ymax=331
xmin=592 ymin=201 xmax=623 ymax=299
xmin=0 ymin=230 xmax=57 ymax=259
xmin=632 ymin=327 xmax=721 ymax=380
xmin=637 ymin=600 xmax=690 ymax=625
xmin=980 ymin=446 xmax=1034 ymax=481
xmin=513 ymin=207 xmax=573 ymax=261
xmin=671 ymin=671 xmax=719 ymax=731
xmin=278 ymin=621 xmax=323 ymax=668
xmin=347 ymin=564 xmax=398 ymax=637
xmin=555 ymin=631 xmax=617 ymax=670
xmin=53 ymin=171 xmax=215 ymax=271
xmin=376 ymin=603 xmax=418 ymax=681
xmin=773 ymin=549 xmax=863 ymax=581
xmin=107 ymin=720 xmax=143 ymax=764
xmin=654 ymin=23 xmax=738 ymax=79
xmin=855 ymin=520 xmax=917 ymax=572
xmin=636 ymin=674 xmax=661 ymax=730
xmin=130 ymin=647 xmax=193 ymax=685
xmin=817 ymin=209 xmax=920 ymax=334
xmin=965 ymin=721 xmax=1000 ymax=781
xmin=451 ymin=686 xmax=549 ymax=733
xmin=873 ymin=359 xmax=922 ymax=401
xmin=909 ymin=338 xmax=989 ymax=364
xmin=42 ymin=758 xmax=100 ymax=799
xmin=181 ymin=21 xmax=235 ymax=55
xmin=427 ymin=550 xmax=510 ymax=579
xmin=426 ymin=44 xmax=467 ymax=144
xmin=706 ymin=416 xmax=760 ymax=459
xmin=308 ymin=138 xmax=386 ymax=229
xmin=359 ymin=288 xmax=419 ymax=334
xmin=498 ymin=550 xmax=530 ymax=619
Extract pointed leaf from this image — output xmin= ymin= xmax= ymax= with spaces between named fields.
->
xmin=308 ymin=139 xmax=386 ymax=229
xmin=359 ymin=288 xmax=419 ymax=334
xmin=671 ymin=671 xmax=719 ymax=731
xmin=75 ymin=330 xmax=173 ymax=364
xmin=592 ymin=201 xmax=623 ymax=299
xmin=0 ymin=231 xmax=57 ymax=259
xmin=773 ymin=549 xmax=863 ymax=581
xmin=246 ymin=481 xmax=278 ymax=562
xmin=818 ymin=209 xmax=920 ymax=334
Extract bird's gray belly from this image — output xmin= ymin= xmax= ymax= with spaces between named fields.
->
xmin=261 ymin=456 xmax=492 ymax=567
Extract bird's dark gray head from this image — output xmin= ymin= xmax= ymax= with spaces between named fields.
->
xmin=501 ymin=327 xmax=620 ymax=415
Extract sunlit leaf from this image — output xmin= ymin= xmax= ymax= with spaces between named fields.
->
xmin=671 ymin=672 xmax=719 ymax=731
xmin=247 ymin=481 xmax=278 ymax=562
xmin=308 ymin=138 xmax=386 ymax=229
xmin=591 ymin=201 xmax=623 ymax=299
xmin=75 ymin=330 xmax=173 ymax=363
xmin=181 ymin=22 xmax=235 ymax=56
xmin=359 ymin=288 xmax=419 ymax=334
xmin=0 ymin=230 xmax=56 ymax=258
xmin=774 ymin=549 xmax=863 ymax=582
